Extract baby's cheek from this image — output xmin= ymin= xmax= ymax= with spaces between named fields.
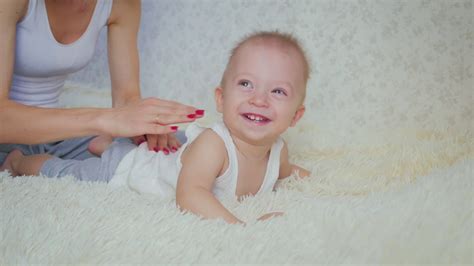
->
xmin=285 ymin=110 xmax=298 ymax=121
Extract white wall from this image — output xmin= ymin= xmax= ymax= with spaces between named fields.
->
xmin=67 ymin=0 xmax=473 ymax=133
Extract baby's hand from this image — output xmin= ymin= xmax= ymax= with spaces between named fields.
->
xmin=257 ymin=211 xmax=284 ymax=221
xmin=292 ymin=164 xmax=311 ymax=178
xmin=139 ymin=133 xmax=182 ymax=154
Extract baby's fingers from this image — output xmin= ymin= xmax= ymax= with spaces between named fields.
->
xmin=166 ymin=133 xmax=181 ymax=152
xmin=257 ymin=212 xmax=284 ymax=221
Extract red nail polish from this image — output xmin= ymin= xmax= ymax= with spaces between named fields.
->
xmin=170 ymin=126 xmax=178 ymax=131
xmin=153 ymin=147 xmax=160 ymax=152
xmin=137 ymin=139 xmax=145 ymax=145
xmin=195 ymin=109 xmax=205 ymax=115
xmin=163 ymin=148 xmax=169 ymax=155
xmin=187 ymin=114 xmax=196 ymax=119
xmin=171 ymin=146 xmax=177 ymax=152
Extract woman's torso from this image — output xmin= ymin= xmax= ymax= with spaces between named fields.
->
xmin=11 ymin=0 xmax=113 ymax=107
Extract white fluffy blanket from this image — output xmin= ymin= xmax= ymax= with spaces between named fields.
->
xmin=1 ymin=126 xmax=472 ymax=264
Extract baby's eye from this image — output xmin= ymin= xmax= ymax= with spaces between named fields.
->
xmin=238 ymin=80 xmax=253 ymax=88
xmin=272 ymin=88 xmax=288 ymax=96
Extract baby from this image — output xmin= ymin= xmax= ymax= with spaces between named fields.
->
xmin=1 ymin=31 xmax=311 ymax=224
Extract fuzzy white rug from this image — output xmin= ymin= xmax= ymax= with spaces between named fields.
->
xmin=0 ymin=126 xmax=472 ymax=264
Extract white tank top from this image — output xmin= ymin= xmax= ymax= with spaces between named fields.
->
xmin=110 ymin=122 xmax=284 ymax=200
xmin=10 ymin=0 xmax=113 ymax=107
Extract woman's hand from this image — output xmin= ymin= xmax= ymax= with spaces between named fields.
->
xmin=98 ymin=97 xmax=203 ymax=138
xmin=130 ymin=106 xmax=205 ymax=153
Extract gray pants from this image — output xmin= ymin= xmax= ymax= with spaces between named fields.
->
xmin=0 ymin=136 xmax=96 ymax=165
xmin=1 ymin=131 xmax=187 ymax=182
xmin=40 ymin=139 xmax=135 ymax=182
xmin=0 ymin=132 xmax=188 ymax=165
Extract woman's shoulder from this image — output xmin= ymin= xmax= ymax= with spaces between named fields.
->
xmin=107 ymin=0 xmax=140 ymax=25
xmin=1 ymin=0 xmax=29 ymax=22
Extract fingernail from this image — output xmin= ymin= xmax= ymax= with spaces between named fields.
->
xmin=163 ymin=148 xmax=169 ymax=155
xmin=195 ymin=109 xmax=205 ymax=115
xmin=170 ymin=126 xmax=178 ymax=131
xmin=187 ymin=114 xmax=196 ymax=119
xmin=137 ymin=138 xmax=145 ymax=145
xmin=153 ymin=147 xmax=161 ymax=152
xmin=171 ymin=146 xmax=177 ymax=152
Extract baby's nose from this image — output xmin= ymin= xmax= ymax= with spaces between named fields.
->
xmin=249 ymin=91 xmax=269 ymax=107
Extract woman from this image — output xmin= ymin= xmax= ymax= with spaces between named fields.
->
xmin=0 ymin=0 xmax=200 ymax=164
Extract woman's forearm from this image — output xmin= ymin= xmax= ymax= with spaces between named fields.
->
xmin=1 ymin=98 xmax=199 ymax=145
xmin=0 ymin=100 xmax=106 ymax=144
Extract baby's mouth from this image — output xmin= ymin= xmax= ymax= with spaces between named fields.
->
xmin=241 ymin=113 xmax=271 ymax=124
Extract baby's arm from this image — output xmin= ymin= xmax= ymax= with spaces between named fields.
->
xmin=279 ymin=141 xmax=311 ymax=179
xmin=176 ymin=129 xmax=244 ymax=224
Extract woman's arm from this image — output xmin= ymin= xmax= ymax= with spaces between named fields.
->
xmin=106 ymin=0 xmax=141 ymax=107
xmin=176 ymin=130 xmax=244 ymax=224
xmin=0 ymin=0 xmax=106 ymax=144
xmin=0 ymin=0 xmax=25 ymax=100
xmin=106 ymin=0 xmax=195 ymax=151
xmin=0 ymin=1 xmax=104 ymax=144
xmin=0 ymin=0 xmax=198 ymax=145
xmin=0 ymin=0 xmax=104 ymax=144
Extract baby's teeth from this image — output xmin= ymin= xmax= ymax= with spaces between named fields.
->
xmin=246 ymin=114 xmax=264 ymax=121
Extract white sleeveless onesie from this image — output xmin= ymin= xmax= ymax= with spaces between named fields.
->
xmin=11 ymin=0 xmax=113 ymax=107
xmin=110 ymin=122 xmax=284 ymax=200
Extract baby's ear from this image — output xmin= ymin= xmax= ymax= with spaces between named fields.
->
xmin=214 ymin=87 xmax=224 ymax=113
xmin=290 ymin=105 xmax=305 ymax=127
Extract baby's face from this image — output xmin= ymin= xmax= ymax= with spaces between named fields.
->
xmin=216 ymin=41 xmax=307 ymax=146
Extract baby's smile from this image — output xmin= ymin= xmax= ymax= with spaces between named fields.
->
xmin=241 ymin=112 xmax=272 ymax=125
